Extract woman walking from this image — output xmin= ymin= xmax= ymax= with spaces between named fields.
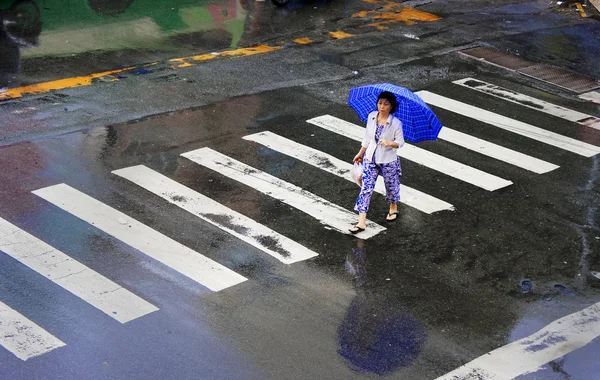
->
xmin=350 ymin=91 xmax=404 ymax=234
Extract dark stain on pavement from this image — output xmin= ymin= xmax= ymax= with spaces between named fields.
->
xmin=495 ymin=89 xmax=545 ymax=109
xmin=315 ymin=156 xmax=336 ymax=170
xmin=462 ymin=79 xmax=486 ymax=87
xmin=202 ymin=213 xmax=249 ymax=234
xmin=171 ymin=195 xmax=188 ymax=202
xmin=254 ymin=234 xmax=290 ymax=257
xmin=461 ymin=79 xmax=544 ymax=109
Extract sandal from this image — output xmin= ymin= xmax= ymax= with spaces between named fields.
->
xmin=386 ymin=212 xmax=398 ymax=221
xmin=349 ymin=225 xmax=365 ymax=234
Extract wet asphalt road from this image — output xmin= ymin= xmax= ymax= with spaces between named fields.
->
xmin=2 ymin=0 xmax=600 ymax=379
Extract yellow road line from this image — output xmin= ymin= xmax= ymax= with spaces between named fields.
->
xmin=0 ymin=69 xmax=127 ymax=101
xmin=183 ymin=45 xmax=282 ymax=62
xmin=575 ymin=2 xmax=587 ymax=17
xmin=0 ymin=45 xmax=281 ymax=101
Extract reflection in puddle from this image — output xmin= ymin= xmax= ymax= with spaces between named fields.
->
xmin=0 ymin=0 xmax=248 ymax=88
xmin=340 ymin=239 xmax=427 ymax=376
xmin=21 ymin=0 xmax=248 ymax=56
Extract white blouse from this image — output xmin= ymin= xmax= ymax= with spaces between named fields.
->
xmin=361 ymin=111 xmax=404 ymax=164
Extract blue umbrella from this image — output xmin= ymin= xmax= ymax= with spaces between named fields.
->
xmin=348 ymin=83 xmax=443 ymax=143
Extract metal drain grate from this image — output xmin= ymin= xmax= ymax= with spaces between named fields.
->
xmin=459 ymin=46 xmax=533 ymax=70
xmin=518 ymin=64 xmax=600 ymax=94
xmin=459 ymin=46 xmax=600 ymax=94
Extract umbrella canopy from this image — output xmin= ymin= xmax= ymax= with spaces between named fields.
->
xmin=348 ymin=83 xmax=443 ymax=143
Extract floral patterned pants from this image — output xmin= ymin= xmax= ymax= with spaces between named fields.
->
xmin=354 ymin=159 xmax=401 ymax=213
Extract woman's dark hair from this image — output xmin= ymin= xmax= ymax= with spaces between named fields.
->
xmin=377 ymin=91 xmax=398 ymax=113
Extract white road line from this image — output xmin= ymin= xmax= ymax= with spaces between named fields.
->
xmin=579 ymin=91 xmax=600 ymax=104
xmin=32 ymin=184 xmax=247 ymax=292
xmin=113 ymin=165 xmax=318 ymax=264
xmin=243 ymin=131 xmax=455 ymax=213
xmin=0 ymin=217 xmax=158 ymax=324
xmin=0 ymin=300 xmax=65 ymax=361
xmin=416 ymin=90 xmax=600 ymax=157
xmin=436 ymin=301 xmax=600 ymax=380
xmin=453 ymin=78 xmax=600 ymax=130
xmin=307 ymin=115 xmax=512 ymax=191
xmin=181 ymin=148 xmax=387 ymax=238
xmin=437 ymin=128 xmax=559 ymax=174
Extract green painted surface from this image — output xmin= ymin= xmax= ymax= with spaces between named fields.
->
xmin=1 ymin=0 xmax=248 ymax=55
xmin=1 ymin=0 xmax=235 ymax=31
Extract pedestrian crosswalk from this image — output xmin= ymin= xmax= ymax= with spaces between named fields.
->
xmin=309 ymin=114 xmax=560 ymax=174
xmin=112 ymin=165 xmax=319 ymax=264
xmin=436 ymin=127 xmax=559 ymax=174
xmin=417 ymin=91 xmax=600 ymax=157
xmin=243 ymin=130 xmax=455 ymax=213
xmin=181 ymin=147 xmax=387 ymax=238
xmin=307 ymin=115 xmax=513 ymax=191
xmin=1 ymin=76 xmax=599 ymax=361
xmin=32 ymin=184 xmax=248 ymax=292
xmin=0 ymin=217 xmax=158 ymax=324
xmin=453 ymin=78 xmax=600 ymax=130
xmin=0 ymin=300 xmax=66 ymax=361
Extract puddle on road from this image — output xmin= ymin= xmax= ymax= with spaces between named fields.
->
xmin=0 ymin=0 xmax=250 ymax=88
xmin=1 ymin=0 xmax=444 ymax=95
xmin=494 ymin=24 xmax=600 ymax=80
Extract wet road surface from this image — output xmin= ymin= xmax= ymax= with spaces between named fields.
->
xmin=2 ymin=72 xmax=600 ymax=378
xmin=0 ymin=0 xmax=444 ymax=90
xmin=2 ymin=0 xmax=600 ymax=379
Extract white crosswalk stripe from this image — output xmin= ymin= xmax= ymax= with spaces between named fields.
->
xmin=32 ymin=184 xmax=247 ymax=292
xmin=579 ymin=91 xmax=600 ymax=104
xmin=416 ymin=90 xmax=600 ymax=157
xmin=306 ymin=115 xmax=513 ymax=191
xmin=453 ymin=78 xmax=600 ymax=130
xmin=437 ymin=127 xmax=559 ymax=174
xmin=181 ymin=148 xmax=387 ymax=238
xmin=0 ymin=300 xmax=66 ymax=360
xmin=112 ymin=165 xmax=319 ymax=264
xmin=0 ymin=217 xmax=158 ymax=324
xmin=437 ymin=301 xmax=600 ymax=380
xmin=243 ymin=131 xmax=455 ymax=213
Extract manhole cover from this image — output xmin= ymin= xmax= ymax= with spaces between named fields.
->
xmin=459 ymin=46 xmax=533 ymax=70
xmin=459 ymin=46 xmax=600 ymax=94
xmin=518 ymin=64 xmax=600 ymax=94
